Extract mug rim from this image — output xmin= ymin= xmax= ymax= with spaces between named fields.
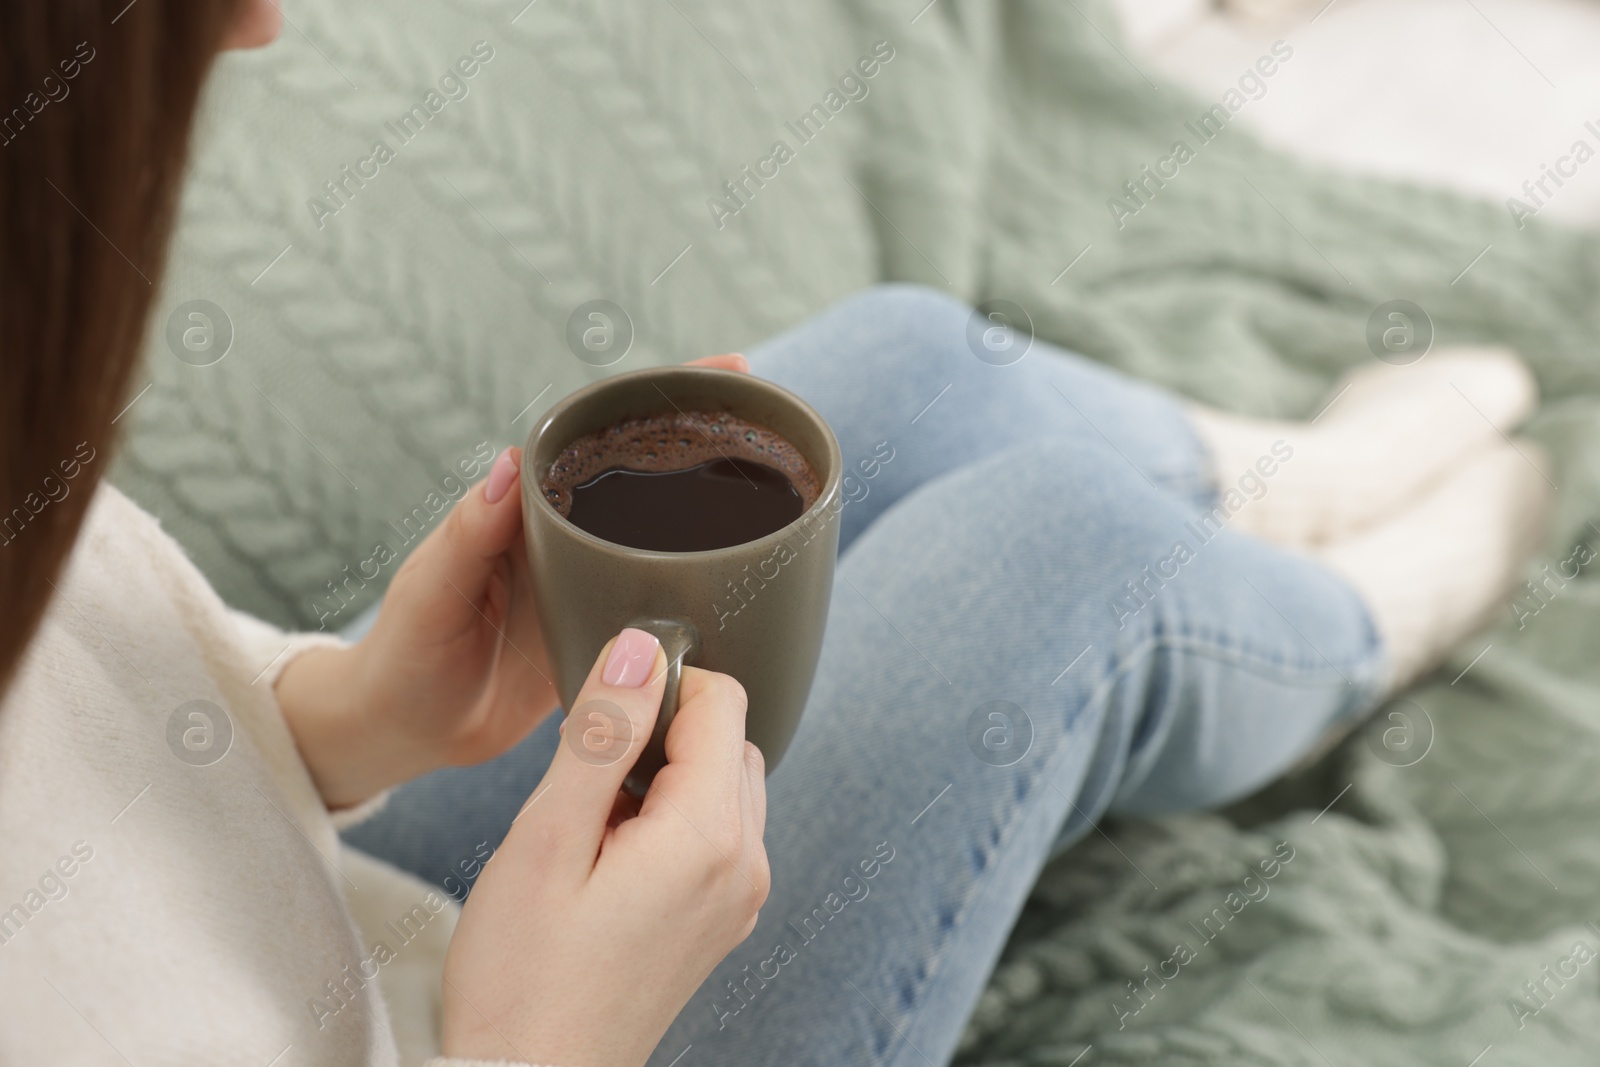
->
xmin=522 ymin=365 xmax=844 ymax=561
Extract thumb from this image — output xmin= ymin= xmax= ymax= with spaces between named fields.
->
xmin=687 ymin=353 xmax=749 ymax=373
xmin=528 ymin=628 xmax=667 ymax=861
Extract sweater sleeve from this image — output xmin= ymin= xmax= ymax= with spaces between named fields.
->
xmin=228 ymin=606 xmax=349 ymax=688
xmin=226 ymin=607 xmax=392 ymax=829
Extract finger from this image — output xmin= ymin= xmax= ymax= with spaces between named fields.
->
xmin=530 ymin=627 xmax=667 ymax=861
xmin=744 ymin=741 xmax=767 ymax=843
xmin=638 ymin=666 xmax=750 ymax=833
xmin=495 ymin=545 xmax=549 ymax=685
xmin=740 ymin=741 xmax=770 ymax=920
xmin=687 ymin=353 xmax=749 ymax=373
xmin=606 ymin=789 xmax=642 ymax=830
xmin=384 ymin=447 xmax=525 ymax=634
xmin=736 ymin=741 xmax=765 ymax=883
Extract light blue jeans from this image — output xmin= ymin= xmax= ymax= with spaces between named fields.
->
xmin=343 ymin=285 xmax=1387 ymax=1066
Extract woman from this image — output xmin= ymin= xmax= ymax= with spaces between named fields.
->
xmin=0 ymin=3 xmax=1549 ymax=1066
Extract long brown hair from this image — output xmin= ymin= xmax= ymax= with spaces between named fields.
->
xmin=0 ymin=1 xmax=243 ymax=694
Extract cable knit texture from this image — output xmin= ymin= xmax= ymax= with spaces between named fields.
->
xmin=109 ymin=0 xmax=1600 ymax=1063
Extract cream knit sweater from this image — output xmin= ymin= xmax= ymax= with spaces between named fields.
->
xmin=0 ymin=484 xmax=530 ymax=1067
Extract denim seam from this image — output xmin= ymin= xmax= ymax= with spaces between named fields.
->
xmin=881 ymin=626 xmax=1380 ymax=1067
xmin=882 ymin=634 xmax=1147 ymax=1066
xmin=1124 ymin=628 xmax=1383 ymax=691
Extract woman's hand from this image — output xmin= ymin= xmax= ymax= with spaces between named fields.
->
xmin=441 ymin=628 xmax=770 ymax=1067
xmin=274 ymin=441 xmax=555 ymax=808
xmin=275 ymin=353 xmax=750 ymax=810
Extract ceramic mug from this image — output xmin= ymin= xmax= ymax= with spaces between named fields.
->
xmin=522 ymin=365 xmax=842 ymax=795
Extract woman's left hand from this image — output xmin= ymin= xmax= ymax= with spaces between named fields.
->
xmin=275 ymin=353 xmax=749 ymax=810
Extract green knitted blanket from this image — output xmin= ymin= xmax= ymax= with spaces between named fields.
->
xmin=121 ymin=1 xmax=1600 ymax=1062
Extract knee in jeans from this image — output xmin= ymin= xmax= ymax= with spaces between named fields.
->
xmin=836 ymin=283 xmax=970 ymax=336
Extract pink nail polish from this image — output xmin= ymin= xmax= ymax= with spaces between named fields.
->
xmin=483 ymin=449 xmax=518 ymax=504
xmin=602 ymin=628 xmax=659 ymax=687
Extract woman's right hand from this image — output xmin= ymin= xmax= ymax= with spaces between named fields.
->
xmin=440 ymin=627 xmax=770 ymax=1067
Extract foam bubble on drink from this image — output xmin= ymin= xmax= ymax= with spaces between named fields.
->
xmin=542 ymin=411 xmax=821 ymax=517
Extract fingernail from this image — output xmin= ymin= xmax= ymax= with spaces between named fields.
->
xmin=483 ymin=449 xmax=518 ymax=505
xmin=730 ymin=353 xmax=749 ymax=372
xmin=602 ymin=627 xmax=659 ymax=687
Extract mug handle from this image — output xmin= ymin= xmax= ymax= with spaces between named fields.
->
xmin=620 ymin=616 xmax=702 ymax=798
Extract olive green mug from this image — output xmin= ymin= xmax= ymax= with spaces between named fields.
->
xmin=521 ymin=365 xmax=842 ymax=795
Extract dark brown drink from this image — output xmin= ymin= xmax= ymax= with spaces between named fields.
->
xmin=541 ymin=411 xmax=821 ymax=552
